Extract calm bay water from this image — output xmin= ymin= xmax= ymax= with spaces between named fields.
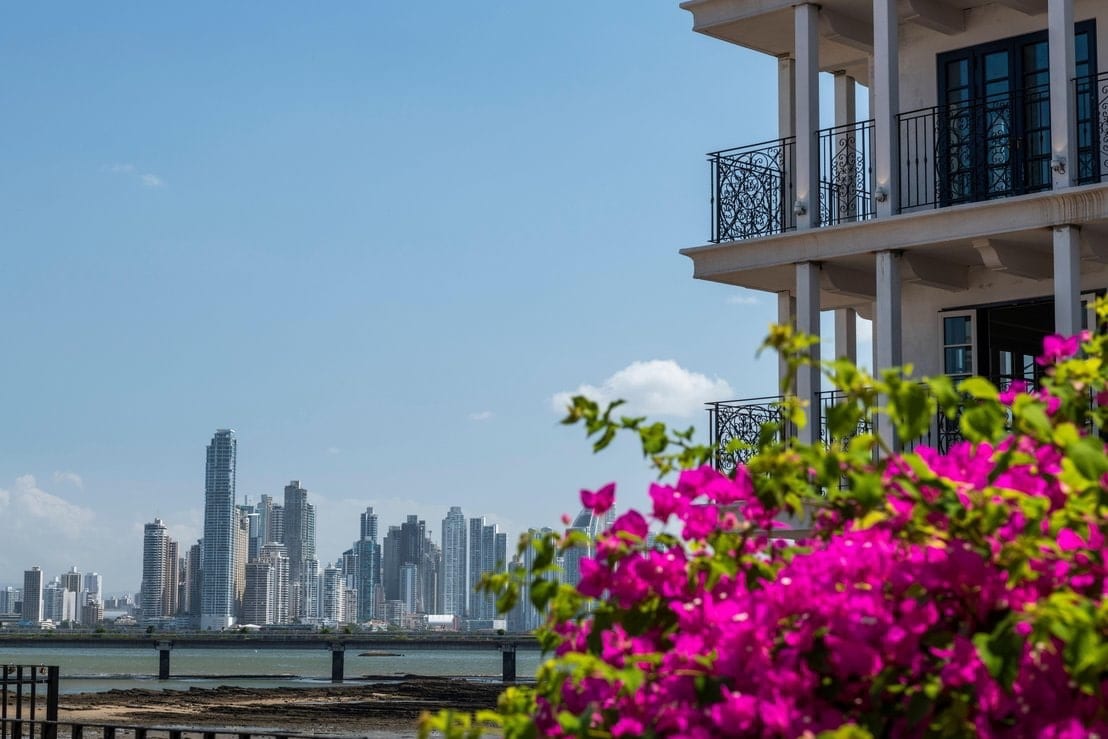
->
xmin=0 ymin=646 xmax=543 ymax=694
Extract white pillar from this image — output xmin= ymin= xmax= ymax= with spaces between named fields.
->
xmin=794 ymin=4 xmax=820 ymax=230
xmin=875 ymin=251 xmax=902 ymax=450
xmin=834 ymin=72 xmax=856 ymax=127
xmin=873 ymin=0 xmax=900 ymax=217
xmin=835 ymin=309 xmax=858 ymax=363
xmin=1054 ymin=226 xmax=1082 ymax=336
xmin=796 ymin=263 xmax=822 ymax=445
xmin=778 ymin=290 xmax=797 ymax=395
xmin=1048 ymin=0 xmax=1076 ymax=189
xmin=778 ymin=55 xmax=796 ymax=139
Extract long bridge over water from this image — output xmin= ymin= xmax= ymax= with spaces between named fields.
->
xmin=0 ymin=633 xmax=542 ymax=682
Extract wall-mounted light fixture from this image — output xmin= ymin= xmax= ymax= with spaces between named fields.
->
xmin=1051 ymin=156 xmax=1067 ymax=174
xmin=874 ymin=188 xmax=888 ymax=203
xmin=793 ymin=200 xmax=807 ymax=216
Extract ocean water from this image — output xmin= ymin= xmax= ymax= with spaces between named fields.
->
xmin=0 ymin=646 xmax=543 ymax=694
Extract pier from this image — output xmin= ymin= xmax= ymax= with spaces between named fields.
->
xmin=0 ymin=633 xmax=540 ymax=683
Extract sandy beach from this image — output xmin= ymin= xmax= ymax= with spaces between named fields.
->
xmin=49 ymin=679 xmax=506 ymax=736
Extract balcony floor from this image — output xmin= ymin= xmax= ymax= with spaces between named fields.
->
xmin=682 ymin=181 xmax=1108 ymax=305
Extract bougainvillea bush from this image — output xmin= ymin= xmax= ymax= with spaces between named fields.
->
xmin=422 ymin=308 xmax=1108 ymax=738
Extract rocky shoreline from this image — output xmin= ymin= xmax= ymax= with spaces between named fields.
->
xmin=57 ymin=678 xmax=506 ymax=735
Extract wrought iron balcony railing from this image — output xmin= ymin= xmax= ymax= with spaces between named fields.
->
xmin=818 ymin=120 xmax=876 ymax=227
xmin=898 ymin=85 xmax=1054 ymax=212
xmin=708 ymin=122 xmax=875 ymax=244
xmin=710 ymin=138 xmax=796 ymax=242
xmin=708 ymin=379 xmax=1047 ymax=472
xmin=1076 ymin=70 xmax=1108 ymax=185
xmin=707 ymin=396 xmax=791 ymax=475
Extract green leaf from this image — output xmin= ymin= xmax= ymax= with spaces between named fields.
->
xmin=1065 ymin=436 xmax=1108 ymax=482
xmin=958 ymin=376 xmax=999 ymax=400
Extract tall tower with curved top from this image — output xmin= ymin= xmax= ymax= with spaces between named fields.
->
xmin=201 ymin=428 xmax=237 ymax=630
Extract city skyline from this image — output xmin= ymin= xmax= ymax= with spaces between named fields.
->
xmin=0 ymin=4 xmax=810 ymax=595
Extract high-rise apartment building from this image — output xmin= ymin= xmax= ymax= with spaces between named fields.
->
xmin=562 ymin=507 xmax=616 ymax=589
xmin=186 ymin=542 xmax=202 ymax=621
xmin=511 ymin=527 xmax=557 ymax=633
xmin=468 ymin=518 xmax=507 ymax=621
xmin=282 ymin=480 xmax=316 ymax=621
xmin=201 ymin=428 xmax=237 ymax=630
xmin=141 ymin=518 xmax=177 ymax=624
xmin=61 ymin=566 xmax=83 ymax=625
xmin=0 ymin=587 xmax=20 ymax=615
xmin=83 ymin=572 xmax=102 ymax=606
xmin=354 ymin=507 xmax=380 ymax=622
xmin=320 ymin=563 xmax=344 ymax=623
xmin=21 ymin=567 xmax=43 ymax=623
xmin=441 ymin=507 xmax=467 ymax=618
xmin=242 ymin=561 xmax=274 ymax=625
xmin=233 ymin=510 xmax=250 ymax=618
xmin=382 ymin=525 xmax=402 ymax=602
xmin=259 ymin=542 xmax=290 ymax=624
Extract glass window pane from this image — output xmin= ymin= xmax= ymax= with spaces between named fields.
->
xmin=945 ymin=347 xmax=973 ymax=375
xmin=944 ymin=316 xmax=971 ymax=345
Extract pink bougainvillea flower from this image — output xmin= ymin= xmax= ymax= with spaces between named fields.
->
xmin=1037 ymin=334 xmax=1081 ymax=366
xmin=580 ymin=482 xmax=616 ymax=515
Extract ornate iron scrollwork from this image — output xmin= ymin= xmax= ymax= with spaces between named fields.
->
xmin=708 ymin=398 xmax=786 ymax=475
xmin=710 ymin=138 xmax=795 ymax=242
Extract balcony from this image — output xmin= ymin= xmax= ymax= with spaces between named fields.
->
xmin=706 ymin=389 xmax=986 ymax=475
xmin=709 ymin=120 xmax=875 ymax=242
xmin=707 ymin=72 xmax=1108 ymax=244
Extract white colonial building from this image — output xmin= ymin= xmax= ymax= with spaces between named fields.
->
xmin=679 ymin=0 xmax=1108 ymax=460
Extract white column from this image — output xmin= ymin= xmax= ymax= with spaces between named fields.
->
xmin=778 ymin=55 xmax=796 ymax=139
xmin=873 ymin=0 xmax=900 ymax=216
xmin=834 ymin=72 xmax=856 ymax=127
xmin=777 ymin=290 xmax=797 ymax=395
xmin=796 ymin=262 xmax=822 ymax=445
xmin=794 ymin=4 xmax=820 ymax=230
xmin=1054 ymin=225 xmax=1082 ymax=336
xmin=875 ymin=251 xmax=902 ymax=450
xmin=835 ymin=308 xmax=858 ymax=363
xmin=1048 ymin=0 xmax=1076 ymax=189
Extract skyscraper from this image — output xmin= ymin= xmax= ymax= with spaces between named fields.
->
xmin=141 ymin=518 xmax=174 ymax=624
xmin=283 ymin=480 xmax=316 ymax=622
xmin=468 ymin=517 xmax=507 ymax=621
xmin=320 ymin=563 xmax=344 ymax=623
xmin=441 ymin=507 xmax=467 ymax=618
xmin=201 ymin=428 xmax=237 ymax=630
xmin=354 ymin=507 xmax=380 ymax=622
xmin=22 ymin=567 xmax=43 ymax=623
xmin=83 ymin=572 xmax=103 ymax=606
xmin=259 ymin=542 xmax=291 ymax=624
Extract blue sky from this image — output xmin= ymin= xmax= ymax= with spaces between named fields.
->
xmin=0 ymin=3 xmax=806 ymax=593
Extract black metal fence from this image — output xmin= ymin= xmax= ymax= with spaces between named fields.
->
xmin=1076 ymin=70 xmax=1108 ymax=185
xmin=709 ymin=137 xmax=796 ymax=242
xmin=817 ymin=120 xmax=875 ymax=227
xmin=897 ymin=85 xmax=1053 ymax=212
xmin=1 ymin=721 xmax=330 ymax=739
xmin=707 ymin=396 xmax=790 ymax=475
xmin=2 ymin=665 xmax=59 ymax=739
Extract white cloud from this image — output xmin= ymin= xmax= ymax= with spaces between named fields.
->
xmin=7 ymin=475 xmax=95 ymax=539
xmin=52 ymin=471 xmax=84 ymax=489
xmin=105 ymin=163 xmax=166 ymax=188
xmin=726 ymin=293 xmax=760 ymax=305
xmin=469 ymin=410 xmax=494 ymax=422
xmin=551 ymin=360 xmax=734 ymax=418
